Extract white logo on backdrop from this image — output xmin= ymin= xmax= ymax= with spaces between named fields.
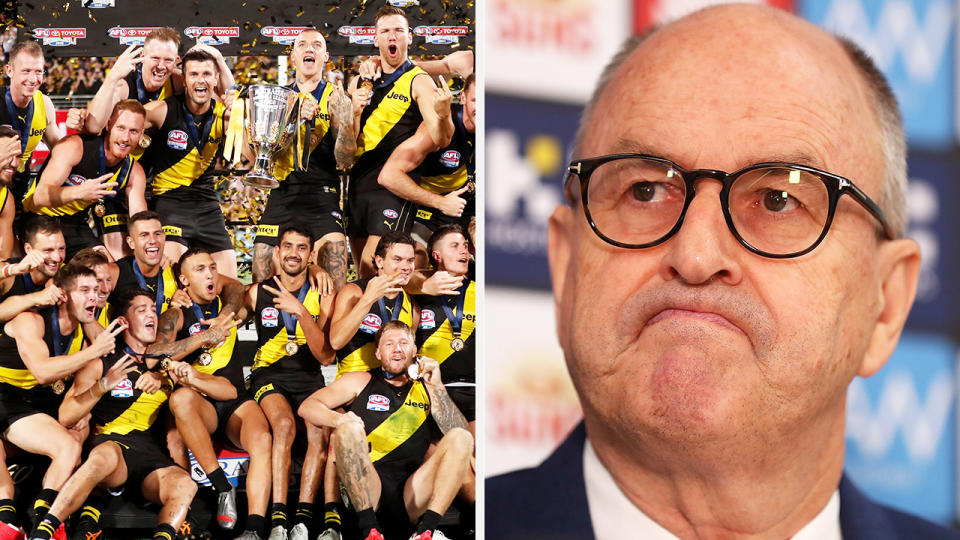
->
xmin=906 ymin=178 xmax=939 ymax=301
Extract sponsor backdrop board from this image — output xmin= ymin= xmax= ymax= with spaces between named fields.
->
xmin=19 ymin=0 xmax=474 ymax=57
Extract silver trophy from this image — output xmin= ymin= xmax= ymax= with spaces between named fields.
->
xmin=242 ymin=83 xmax=300 ymax=189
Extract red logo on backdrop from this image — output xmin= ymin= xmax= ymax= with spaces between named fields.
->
xmin=338 ymin=26 xmax=376 ymax=45
xmin=184 ymin=26 xmax=240 ymax=45
xmin=260 ymin=26 xmax=314 ymax=45
xmin=33 ymin=28 xmax=86 ymax=46
xmin=413 ymin=26 xmax=469 ymax=36
xmin=633 ymin=0 xmax=795 ymax=31
xmin=108 ymin=26 xmax=159 ymax=45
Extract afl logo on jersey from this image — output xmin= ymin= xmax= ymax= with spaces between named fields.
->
xmin=440 ymin=150 xmax=461 ymax=168
xmin=367 ymin=394 xmax=390 ymax=411
xmin=188 ymin=322 xmax=203 ymax=336
xmin=360 ymin=313 xmax=382 ymax=334
xmin=261 ymin=307 xmax=279 ymax=328
xmin=111 ymin=377 xmax=134 ymax=398
xmin=167 ymin=130 xmax=188 ymax=150
xmin=419 ymin=309 xmax=436 ymax=330
xmin=66 ymin=174 xmax=87 ymax=186
xmin=383 ymin=209 xmax=399 ymax=219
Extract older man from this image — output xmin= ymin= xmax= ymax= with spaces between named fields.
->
xmin=486 ymin=5 xmax=953 ymax=539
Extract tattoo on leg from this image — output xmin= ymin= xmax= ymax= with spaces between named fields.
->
xmin=319 ymin=241 xmax=347 ymax=290
xmin=253 ymin=244 xmax=274 ymax=283
xmin=335 ymin=432 xmax=371 ymax=510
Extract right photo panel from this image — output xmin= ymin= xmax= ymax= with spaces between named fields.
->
xmin=485 ymin=0 xmax=960 ymax=538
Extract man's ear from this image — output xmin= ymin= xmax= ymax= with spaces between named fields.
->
xmin=858 ymin=238 xmax=922 ymax=377
xmin=548 ymin=204 xmax=574 ymax=344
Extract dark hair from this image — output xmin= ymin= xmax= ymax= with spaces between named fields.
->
xmin=278 ymin=222 xmax=316 ymax=250
xmin=70 ymin=248 xmax=110 ymax=270
xmin=463 ymin=72 xmax=475 ymax=93
xmin=426 ymin=224 xmax=467 ymax=266
xmin=374 ymin=6 xmax=409 ymax=28
xmin=127 ymin=210 xmax=164 ymax=232
xmin=0 ymin=126 xmax=17 ymax=139
xmin=181 ymin=48 xmax=218 ymax=72
xmin=374 ymin=319 xmax=414 ymax=347
xmin=23 ymin=215 xmax=63 ymax=245
xmin=177 ymin=246 xmax=212 ymax=275
xmin=53 ymin=263 xmax=95 ymax=290
xmin=109 ymin=287 xmax=153 ymax=321
xmin=373 ymin=231 xmax=416 ymax=266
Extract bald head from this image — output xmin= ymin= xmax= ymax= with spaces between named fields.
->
xmin=574 ymin=4 xmax=905 ymax=235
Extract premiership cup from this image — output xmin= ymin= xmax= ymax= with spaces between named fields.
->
xmin=242 ymin=83 xmax=300 ymax=189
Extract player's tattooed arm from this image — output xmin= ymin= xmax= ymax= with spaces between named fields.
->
xmin=252 ymin=243 xmax=275 ymax=284
xmin=146 ymin=309 xmax=206 ymax=361
xmin=425 ymin=382 xmax=468 ymax=435
xmin=319 ymin=240 xmax=347 ymax=291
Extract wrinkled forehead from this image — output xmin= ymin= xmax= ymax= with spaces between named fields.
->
xmin=376 ymin=14 xmax=409 ymax=31
xmin=294 ymin=30 xmax=325 ymax=48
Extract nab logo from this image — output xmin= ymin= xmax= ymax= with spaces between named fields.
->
xmin=440 ymin=150 xmax=461 ymax=168
xmin=367 ymin=394 xmax=390 ymax=411
xmin=167 ymin=130 xmax=188 ymax=150
xmin=386 ymin=91 xmax=409 ymax=103
xmin=261 ymin=307 xmax=279 ymax=328
xmin=360 ymin=313 xmax=382 ymax=334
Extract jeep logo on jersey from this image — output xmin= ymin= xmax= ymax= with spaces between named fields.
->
xmin=360 ymin=313 xmax=382 ymax=334
xmin=386 ymin=91 xmax=410 ymax=103
xmin=66 ymin=174 xmax=87 ymax=186
xmin=367 ymin=394 xmax=391 ymax=411
xmin=167 ymin=130 xmax=188 ymax=150
xmin=440 ymin=150 xmax=461 ymax=168
xmin=261 ymin=307 xmax=279 ymax=328
xmin=419 ymin=309 xmax=436 ymax=330
xmin=111 ymin=378 xmax=134 ymax=398
xmin=189 ymin=322 xmax=203 ymax=336
xmin=383 ymin=209 xmax=399 ymax=220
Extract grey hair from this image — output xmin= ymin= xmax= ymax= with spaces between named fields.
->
xmin=571 ymin=30 xmax=908 ymax=238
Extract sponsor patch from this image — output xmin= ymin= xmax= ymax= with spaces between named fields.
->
xmin=367 ymin=394 xmax=390 ymax=411
xmin=167 ymin=130 xmax=188 ymax=150
xmin=337 ymin=25 xmax=375 ymax=45
xmin=108 ymin=26 xmax=158 ymax=46
xmin=66 ymin=174 xmax=87 ymax=186
xmin=256 ymin=224 xmax=279 ymax=237
xmin=413 ymin=25 xmax=468 ymax=46
xmin=331 ymin=211 xmax=342 ymax=220
xmin=254 ymin=383 xmax=275 ymax=403
xmin=188 ymin=322 xmax=203 ymax=336
xmin=110 ymin=378 xmax=134 ymax=398
xmin=162 ymin=225 xmax=182 ymax=237
xmin=101 ymin=214 xmax=125 ymax=228
xmin=419 ymin=309 xmax=436 ymax=330
xmin=261 ymin=307 xmax=279 ymax=328
xmin=360 ymin=313 xmax=382 ymax=334
xmin=184 ymin=26 xmax=240 ymax=46
xmin=259 ymin=26 xmax=312 ymax=46
xmin=416 ymin=209 xmax=433 ymax=221
xmin=440 ymin=150 xmax=461 ymax=168
xmin=383 ymin=209 xmax=399 ymax=219
xmin=34 ymin=27 xmax=86 ymax=47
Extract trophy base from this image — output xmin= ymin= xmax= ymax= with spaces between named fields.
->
xmin=242 ymin=173 xmax=281 ymax=190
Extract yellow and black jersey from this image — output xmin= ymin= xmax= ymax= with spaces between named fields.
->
xmin=252 ymin=280 xmax=323 ymax=374
xmin=23 ymin=134 xmax=134 ymax=217
xmin=124 ymin=68 xmax=175 ymax=160
xmin=107 ymin=255 xmax=177 ymax=317
xmin=416 ymin=280 xmax=475 ymax=384
xmin=176 ymin=296 xmax=243 ymax=392
xmin=0 ymin=87 xmax=47 ymax=176
xmin=349 ymin=369 xmax=434 ymax=476
xmin=91 ymin=344 xmax=173 ymax=436
xmin=273 ymin=80 xmax=338 ymax=188
xmin=336 ymin=277 xmax=415 ymax=377
xmin=351 ymin=61 xmax=427 ymax=194
xmin=417 ymin=103 xmax=474 ymax=194
xmin=0 ymin=304 xmax=82 ymax=393
xmin=140 ymin=94 xmax=225 ymax=200
xmin=0 ymin=185 xmax=9 ymax=215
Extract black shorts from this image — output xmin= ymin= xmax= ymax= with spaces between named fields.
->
xmin=0 ymin=385 xmax=64 ymax=433
xmin=95 ymin=196 xmax=129 ymax=236
xmin=445 ymin=384 xmax=475 ymax=423
xmin=90 ymin=430 xmax=175 ymax=489
xmin=254 ymin=181 xmax=344 ymax=246
xmin=51 ymin=214 xmax=103 ymax=260
xmin=345 ymin=189 xmax=413 ymax=238
xmin=410 ymin=206 xmax=472 ymax=246
xmin=249 ymin=366 xmax=325 ymax=409
xmin=203 ymin=390 xmax=253 ymax=433
xmin=374 ymin=466 xmax=414 ymax=534
xmin=154 ymin=195 xmax=233 ymax=252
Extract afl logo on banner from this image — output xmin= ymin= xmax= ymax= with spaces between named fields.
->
xmin=367 ymin=394 xmax=390 ymax=411
xmin=108 ymin=27 xmax=159 ymax=46
xmin=413 ymin=26 xmax=469 ymax=46
xmin=33 ymin=28 xmax=86 ymax=47
xmin=261 ymin=307 xmax=279 ymax=328
xmin=337 ymin=26 xmax=375 ymax=45
xmin=184 ymin=26 xmax=240 ymax=46
xmin=440 ymin=150 xmax=461 ymax=168
xmin=419 ymin=309 xmax=436 ymax=330
xmin=260 ymin=26 xmax=312 ymax=45
xmin=360 ymin=313 xmax=382 ymax=334
xmin=167 ymin=130 xmax=188 ymax=150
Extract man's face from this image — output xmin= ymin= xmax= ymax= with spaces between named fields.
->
xmin=4 ymin=52 xmax=44 ymax=100
xmin=433 ymin=232 xmax=470 ymax=275
xmin=276 ymin=232 xmax=311 ymax=277
xmin=123 ymin=295 xmax=158 ymax=345
xmin=126 ymin=219 xmax=165 ymax=267
xmin=91 ymin=263 xmax=113 ymax=309
xmin=0 ymin=136 xmax=18 ymax=184
xmin=374 ymin=14 xmax=412 ymax=67
xmin=24 ymin=231 xmax=66 ymax=278
xmin=106 ymin=110 xmax=144 ymax=159
xmin=141 ymin=38 xmax=178 ymax=89
xmin=461 ymin=81 xmax=476 ymax=133
xmin=291 ymin=31 xmax=328 ymax=78
xmin=67 ymin=275 xmax=100 ymax=323
xmin=375 ymin=243 xmax=415 ymax=285
xmin=183 ymin=59 xmax=217 ymax=108
xmin=549 ymin=8 xmax=915 ymax=447
xmin=375 ymin=327 xmax=417 ymax=376
xmin=179 ymin=253 xmax=218 ymax=303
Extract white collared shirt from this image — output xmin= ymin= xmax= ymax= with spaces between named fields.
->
xmin=584 ymin=439 xmax=842 ymax=540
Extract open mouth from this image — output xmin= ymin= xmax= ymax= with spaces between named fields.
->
xmin=84 ymin=305 xmax=96 ymax=318
xmin=44 ymin=261 xmax=59 ymax=273
xmin=193 ymin=85 xmax=209 ymax=98
xmin=115 ymin=141 xmax=130 ymax=154
xmin=302 ymin=54 xmax=316 ymax=66
xmin=145 ymin=247 xmax=160 ymax=259
xmin=205 ymin=283 xmax=215 ymax=294
xmin=152 ymin=67 xmax=166 ymax=81
xmin=145 ymin=319 xmax=155 ymax=330
xmin=388 ymin=44 xmax=398 ymax=56
xmin=285 ymin=257 xmax=301 ymax=265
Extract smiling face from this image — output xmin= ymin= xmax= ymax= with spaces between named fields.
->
xmin=5 ymin=51 xmax=44 ymax=103
xmin=374 ymin=14 xmax=412 ymax=69
xmin=277 ymin=231 xmax=311 ymax=277
xmin=432 ymin=232 xmax=470 ymax=275
xmin=179 ymin=252 xmax=218 ymax=304
xmin=461 ymin=80 xmax=476 ymax=133
xmin=25 ymin=231 xmax=66 ymax=278
xmin=126 ymin=218 xmax=165 ymax=269
xmin=106 ymin=110 xmax=144 ymax=160
xmin=141 ymin=38 xmax=179 ymax=91
xmin=91 ymin=263 xmax=114 ymax=309
xmin=183 ymin=59 xmax=217 ymax=110
xmin=0 ymin=136 xmax=18 ymax=185
xmin=375 ymin=325 xmax=417 ymax=377
xmin=375 ymin=242 xmax=415 ymax=286
xmin=549 ymin=6 xmax=915 ymax=450
xmin=291 ymin=30 xmax=328 ymax=79
xmin=67 ymin=275 xmax=101 ymax=323
xmin=122 ymin=294 xmax=158 ymax=346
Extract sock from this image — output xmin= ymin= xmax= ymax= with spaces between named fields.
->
xmin=0 ymin=498 xmax=16 ymax=527
xmin=322 ymin=502 xmax=341 ymax=532
xmin=152 ymin=523 xmax=178 ymax=540
xmin=270 ymin=503 xmax=287 ymax=529
xmin=32 ymin=515 xmax=62 ymax=540
xmin=205 ymin=467 xmax=232 ymax=493
xmin=77 ymin=493 xmax=106 ymax=525
xmin=293 ymin=502 xmax=314 ymax=526
xmin=245 ymin=514 xmax=265 ymax=534
xmin=32 ymin=489 xmax=58 ymax=524
xmin=356 ymin=508 xmax=378 ymax=538
xmin=415 ymin=510 xmax=442 ymax=535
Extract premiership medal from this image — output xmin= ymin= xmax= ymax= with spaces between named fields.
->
xmin=93 ymin=200 xmax=106 ymax=217
xmin=139 ymin=134 xmax=151 ymax=149
xmin=450 ymin=337 xmax=464 ymax=352
xmin=465 ymin=181 xmax=476 ymax=194
xmin=407 ymin=362 xmax=421 ymax=380
xmin=198 ymin=351 xmax=213 ymax=366
xmin=280 ymin=280 xmax=310 ymax=358
xmin=52 ymin=379 xmax=65 ymax=395
xmin=160 ymin=357 xmax=171 ymax=371
xmin=285 ymin=340 xmax=299 ymax=356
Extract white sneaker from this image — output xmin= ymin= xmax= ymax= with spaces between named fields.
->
xmin=289 ymin=523 xmax=309 ymax=540
xmin=268 ymin=525 xmax=288 ymax=540
xmin=316 ymin=529 xmax=341 ymax=540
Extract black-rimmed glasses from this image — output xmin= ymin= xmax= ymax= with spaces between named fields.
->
xmin=565 ymin=154 xmax=895 ymax=259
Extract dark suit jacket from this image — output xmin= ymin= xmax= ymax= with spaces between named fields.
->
xmin=486 ymin=423 xmax=960 ymax=539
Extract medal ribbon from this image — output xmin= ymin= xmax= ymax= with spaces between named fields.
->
xmin=181 ymin=100 xmax=216 ymax=151
xmin=191 ymin=298 xmax=220 ymax=331
xmin=5 ymin=88 xmax=34 ymax=170
xmin=135 ymin=67 xmax=161 ymax=104
xmin=441 ymin=281 xmax=468 ymax=341
xmin=50 ymin=304 xmax=73 ymax=357
xmin=375 ymin=60 xmax=414 ymax=90
xmin=96 ymin=142 xmax=130 ymax=210
xmin=281 ymin=280 xmax=311 ymax=345
xmin=22 ymin=270 xmax=35 ymax=294
xmin=132 ymin=261 xmax=164 ymax=316
xmin=376 ymin=292 xmax=404 ymax=323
